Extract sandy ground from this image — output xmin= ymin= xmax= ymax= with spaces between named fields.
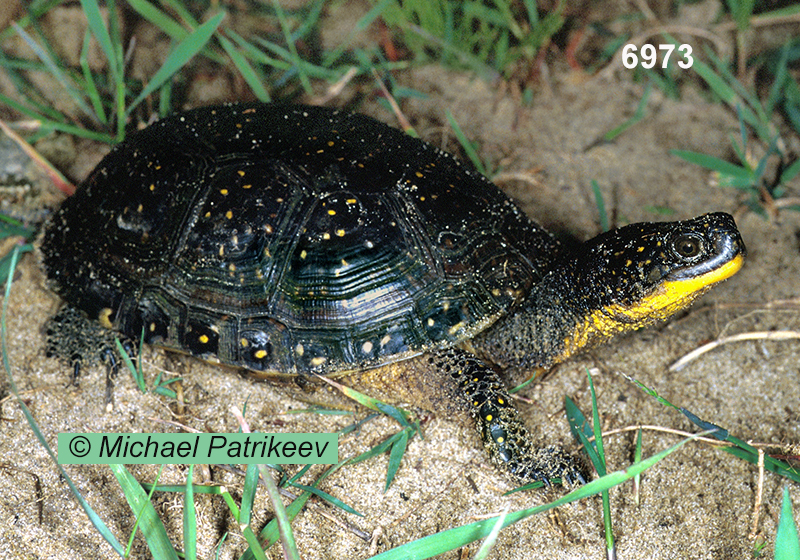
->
xmin=1 ymin=16 xmax=800 ymax=560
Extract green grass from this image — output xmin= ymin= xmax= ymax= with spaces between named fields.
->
xmin=0 ymin=0 xmax=401 ymax=143
xmin=377 ymin=0 xmax=564 ymax=81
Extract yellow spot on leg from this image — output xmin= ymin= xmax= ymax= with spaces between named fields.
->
xmin=98 ymin=308 xmax=114 ymax=329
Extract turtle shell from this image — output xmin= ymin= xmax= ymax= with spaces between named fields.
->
xmin=41 ymin=103 xmax=559 ymax=375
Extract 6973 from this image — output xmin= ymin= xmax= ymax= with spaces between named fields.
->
xmin=621 ymin=44 xmax=693 ymax=69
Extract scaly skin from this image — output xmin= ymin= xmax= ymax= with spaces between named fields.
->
xmin=432 ymin=348 xmax=585 ymax=485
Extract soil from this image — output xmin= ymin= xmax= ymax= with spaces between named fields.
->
xmin=0 ymin=3 xmax=799 ymax=560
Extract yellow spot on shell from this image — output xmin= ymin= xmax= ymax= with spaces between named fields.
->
xmin=448 ymin=321 xmax=466 ymax=335
xmin=241 ymin=338 xmax=249 ymax=347
xmin=238 ymin=170 xmax=245 ymax=176
xmin=199 ymin=334 xmax=209 ymax=344
xmin=220 ymin=189 xmax=228 ymax=195
xmin=242 ymin=184 xmax=252 ymax=189
xmin=328 ymin=209 xmax=336 ymax=216
xmin=255 ymin=349 xmax=268 ymax=359
xmin=335 ymin=229 xmax=345 ymax=237
xmin=310 ymin=356 xmax=326 ymax=366
xmin=225 ymin=210 xmax=233 ymax=219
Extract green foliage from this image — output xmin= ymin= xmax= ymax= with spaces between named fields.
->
xmin=0 ymin=214 xmax=34 ymax=286
xmin=0 ymin=0 xmax=400 ymax=143
xmin=566 ymin=372 xmax=615 ymax=556
xmin=654 ymin=30 xmax=800 ymax=218
xmin=626 ymin=373 xmax=800 ymax=483
xmin=377 ymin=0 xmax=564 ymax=79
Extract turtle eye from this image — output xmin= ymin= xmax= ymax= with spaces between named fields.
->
xmin=671 ymin=234 xmax=703 ymax=260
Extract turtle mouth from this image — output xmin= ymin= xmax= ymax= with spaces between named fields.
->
xmin=666 ymin=215 xmax=746 ymax=285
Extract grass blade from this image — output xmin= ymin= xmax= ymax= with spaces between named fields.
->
xmin=111 ymin=464 xmax=179 ymax=559
xmin=11 ymin=23 xmax=97 ymax=121
xmin=603 ymin=82 xmax=651 ymax=141
xmin=218 ymin=34 xmax=271 ymax=102
xmin=287 ymin=483 xmax=362 ymax=516
xmin=385 ymin=426 xmax=410 ymax=491
xmin=128 ymin=11 xmax=225 ymax=113
xmin=591 ymin=180 xmax=609 ymax=232
xmin=776 ymin=486 xmax=800 ymax=560
xmin=270 ymin=0 xmax=312 ymax=93
xmin=446 ymin=110 xmax=486 ymax=175
xmin=671 ymin=149 xmax=754 ymax=180
xmin=472 ymin=507 xmax=508 ymax=560
xmin=183 ymin=465 xmax=197 ymax=560
xmin=79 ymin=0 xmax=117 ymax=78
xmin=127 ymin=0 xmax=189 ymax=41
xmin=79 ymin=30 xmax=107 ymax=124
xmin=238 ymin=463 xmax=260 ymax=526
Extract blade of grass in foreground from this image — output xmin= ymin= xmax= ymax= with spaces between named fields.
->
xmin=776 ymin=486 xmax=800 ymax=560
xmin=1 ymin=246 xmax=126 ymax=555
xmin=127 ymin=11 xmax=225 ymax=113
xmin=11 ymin=23 xmax=97 ymax=121
xmin=183 ymin=465 xmax=197 ymax=560
xmin=369 ymin=435 xmax=696 ymax=560
xmin=111 ymin=464 xmax=179 ymax=560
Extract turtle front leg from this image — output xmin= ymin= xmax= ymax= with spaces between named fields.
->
xmin=430 ymin=348 xmax=586 ymax=486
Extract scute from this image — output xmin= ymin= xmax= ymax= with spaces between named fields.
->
xmin=41 ymin=103 xmax=559 ymax=375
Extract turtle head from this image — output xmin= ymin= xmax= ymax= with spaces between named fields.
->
xmin=472 ymin=212 xmax=745 ymax=371
xmin=558 ymin=212 xmax=745 ymax=357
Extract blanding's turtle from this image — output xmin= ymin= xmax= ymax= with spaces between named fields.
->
xmin=41 ymin=103 xmax=746 ymax=484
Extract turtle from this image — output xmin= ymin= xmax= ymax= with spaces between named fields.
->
xmin=40 ymin=102 xmax=746 ymax=485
